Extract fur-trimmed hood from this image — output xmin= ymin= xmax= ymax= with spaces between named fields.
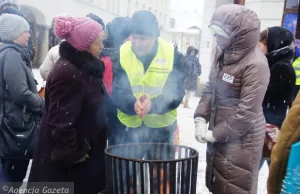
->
xmin=186 ymin=46 xmax=199 ymax=56
xmin=59 ymin=41 xmax=105 ymax=81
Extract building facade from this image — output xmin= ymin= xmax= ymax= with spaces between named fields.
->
xmin=19 ymin=0 xmax=171 ymax=66
xmin=79 ymin=0 xmax=171 ymax=31
xmin=168 ymin=5 xmax=202 ymax=55
xmin=167 ymin=28 xmax=201 ymax=55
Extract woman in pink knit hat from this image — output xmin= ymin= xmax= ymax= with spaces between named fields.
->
xmin=28 ymin=15 xmax=106 ymax=194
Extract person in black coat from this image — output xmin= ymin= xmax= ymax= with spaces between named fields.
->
xmin=0 ymin=13 xmax=43 ymax=185
xmin=258 ymin=26 xmax=296 ymax=169
xmin=100 ymin=16 xmax=131 ymax=146
xmin=29 ymin=15 xmax=107 ymax=194
xmin=183 ymin=46 xmax=201 ymax=108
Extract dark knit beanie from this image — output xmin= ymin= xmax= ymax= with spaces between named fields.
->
xmin=106 ymin=17 xmax=130 ymax=48
xmin=130 ymin=10 xmax=160 ymax=37
xmin=86 ymin=13 xmax=105 ymax=30
xmin=267 ymin=26 xmax=294 ymax=53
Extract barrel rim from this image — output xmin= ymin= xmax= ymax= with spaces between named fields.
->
xmin=105 ymin=143 xmax=199 ymax=163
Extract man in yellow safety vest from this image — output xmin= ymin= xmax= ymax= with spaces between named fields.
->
xmin=112 ymin=10 xmax=185 ymax=149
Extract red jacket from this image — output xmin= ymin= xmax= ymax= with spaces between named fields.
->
xmin=101 ymin=55 xmax=113 ymax=96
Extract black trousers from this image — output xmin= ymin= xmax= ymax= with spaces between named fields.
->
xmin=292 ymin=85 xmax=300 ymax=104
xmin=0 ymin=159 xmax=29 ymax=186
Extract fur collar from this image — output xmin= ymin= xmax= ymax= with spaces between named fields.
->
xmin=59 ymin=41 xmax=105 ymax=81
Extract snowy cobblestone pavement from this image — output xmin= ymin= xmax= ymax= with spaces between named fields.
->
xmin=177 ymin=94 xmax=269 ymax=194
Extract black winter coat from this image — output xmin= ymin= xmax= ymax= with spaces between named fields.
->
xmin=183 ymin=46 xmax=201 ymax=90
xmin=184 ymin=56 xmax=201 ymax=91
xmin=0 ymin=42 xmax=43 ymax=128
xmin=263 ymin=46 xmax=296 ymax=127
xmin=0 ymin=43 xmax=43 ymax=159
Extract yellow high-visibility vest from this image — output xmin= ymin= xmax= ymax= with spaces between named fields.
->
xmin=292 ymin=57 xmax=300 ymax=86
xmin=117 ymin=38 xmax=177 ymax=128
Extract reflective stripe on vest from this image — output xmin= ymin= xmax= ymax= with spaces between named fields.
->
xmin=292 ymin=57 xmax=300 ymax=85
xmin=117 ymin=38 xmax=177 ymax=128
xmin=131 ymin=85 xmax=164 ymax=95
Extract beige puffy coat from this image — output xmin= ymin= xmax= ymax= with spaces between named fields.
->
xmin=195 ymin=4 xmax=270 ymax=194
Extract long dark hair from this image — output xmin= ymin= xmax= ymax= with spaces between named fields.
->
xmin=214 ymin=47 xmax=225 ymax=70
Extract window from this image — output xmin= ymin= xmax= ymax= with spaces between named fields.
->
xmin=186 ymin=36 xmax=190 ymax=45
xmin=195 ymin=36 xmax=201 ymax=46
xmin=170 ymin=18 xmax=175 ymax=29
xmin=127 ymin=0 xmax=132 ymax=16
xmin=106 ymin=0 xmax=110 ymax=9
xmin=111 ymin=0 xmax=116 ymax=12
xmin=165 ymin=0 xmax=169 ymax=11
xmin=285 ymin=0 xmax=298 ymax=9
xmin=143 ymin=4 xmax=146 ymax=9
xmin=172 ymin=35 xmax=177 ymax=44
xmin=159 ymin=12 xmax=162 ymax=24
xmin=233 ymin=0 xmax=245 ymax=5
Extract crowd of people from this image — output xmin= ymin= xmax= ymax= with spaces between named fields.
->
xmin=0 ymin=0 xmax=299 ymax=194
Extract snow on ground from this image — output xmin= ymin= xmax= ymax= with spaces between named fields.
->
xmin=28 ymin=71 xmax=269 ymax=193
xmin=177 ymin=94 xmax=269 ymax=194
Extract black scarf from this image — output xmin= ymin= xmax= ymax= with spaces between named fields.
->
xmin=1 ymin=41 xmax=32 ymax=68
xmin=266 ymin=46 xmax=294 ymax=68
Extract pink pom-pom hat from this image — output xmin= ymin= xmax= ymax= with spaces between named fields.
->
xmin=54 ymin=15 xmax=102 ymax=51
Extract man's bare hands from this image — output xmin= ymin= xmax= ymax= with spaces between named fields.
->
xmin=134 ymin=94 xmax=152 ymax=118
xmin=134 ymin=99 xmax=144 ymax=118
